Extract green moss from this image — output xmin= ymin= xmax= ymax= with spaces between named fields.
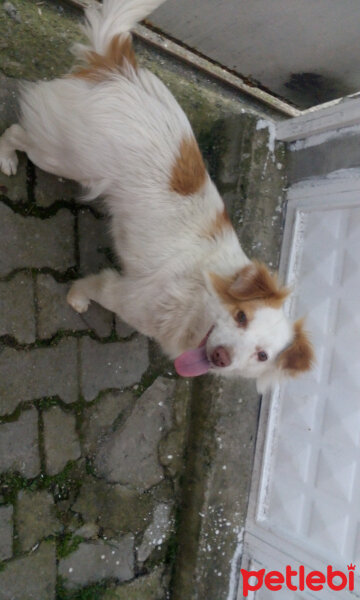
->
xmin=0 ymin=471 xmax=28 ymax=503
xmin=56 ymin=577 xmax=108 ymax=600
xmin=0 ymin=0 xmax=83 ymax=80
xmin=0 ymin=458 xmax=84 ymax=505
xmin=57 ymin=532 xmax=83 ymax=559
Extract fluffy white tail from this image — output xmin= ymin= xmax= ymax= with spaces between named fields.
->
xmin=82 ymin=0 xmax=166 ymax=54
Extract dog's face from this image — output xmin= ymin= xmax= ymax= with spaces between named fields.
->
xmin=174 ymin=262 xmax=313 ymax=392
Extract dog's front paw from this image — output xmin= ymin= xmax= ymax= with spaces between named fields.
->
xmin=0 ymin=151 xmax=18 ymax=176
xmin=67 ymin=284 xmax=90 ymax=314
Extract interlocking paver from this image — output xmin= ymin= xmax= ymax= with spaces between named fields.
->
xmin=80 ymin=336 xmax=149 ymax=402
xmin=0 ymin=203 xmax=75 ymax=276
xmin=0 ymin=541 xmax=56 ymax=600
xmin=0 ymin=505 xmax=13 ymax=561
xmin=0 ymin=408 xmax=40 ymax=478
xmin=36 ymin=274 xmax=113 ymax=339
xmin=0 ymin=338 xmax=78 ymax=415
xmin=78 ymin=209 xmax=113 ymax=275
xmin=43 ymin=406 xmax=81 ymax=475
xmin=35 ymin=169 xmax=79 ymax=207
xmin=16 ymin=490 xmax=61 ymax=551
xmin=0 ymin=272 xmax=35 ymax=343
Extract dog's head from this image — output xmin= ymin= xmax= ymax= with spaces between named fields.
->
xmin=174 ymin=261 xmax=314 ymax=392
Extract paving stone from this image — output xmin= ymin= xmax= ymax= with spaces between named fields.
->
xmin=115 ymin=317 xmax=136 ymax=338
xmin=94 ymin=378 xmax=175 ymax=489
xmin=0 ymin=74 xmax=19 ymax=131
xmin=159 ymin=430 xmax=185 ymax=479
xmin=0 ymin=541 xmax=56 ymax=600
xmin=36 ymin=274 xmax=113 ymax=339
xmin=0 ymin=155 xmax=27 ymax=204
xmin=35 ymin=169 xmax=79 ymax=207
xmin=0 ymin=203 xmax=75 ymax=276
xmin=137 ymin=504 xmax=173 ymax=563
xmin=0 ymin=408 xmax=40 ymax=477
xmin=0 ymin=338 xmax=78 ymax=415
xmin=0 ymin=505 xmax=13 ymax=561
xmin=103 ymin=567 xmax=166 ymax=600
xmin=16 ymin=490 xmax=61 ymax=551
xmin=0 ymin=272 xmax=35 ymax=343
xmin=73 ymin=477 xmax=154 ymax=536
xmin=80 ymin=336 xmax=149 ymax=402
xmin=58 ymin=536 xmax=134 ymax=589
xmin=81 ymin=390 xmax=134 ymax=455
xmin=43 ymin=406 xmax=81 ymax=475
xmin=78 ymin=209 xmax=113 ymax=275
xmin=74 ymin=522 xmax=99 ymax=540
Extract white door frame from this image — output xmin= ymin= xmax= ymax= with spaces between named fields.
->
xmin=237 ymin=97 xmax=360 ymax=600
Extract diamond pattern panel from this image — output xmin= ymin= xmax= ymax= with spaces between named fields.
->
xmin=260 ymin=205 xmax=360 ymax=565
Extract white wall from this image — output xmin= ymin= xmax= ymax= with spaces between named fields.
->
xmin=151 ymin=0 xmax=360 ymax=108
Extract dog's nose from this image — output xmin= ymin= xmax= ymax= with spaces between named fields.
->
xmin=211 ymin=346 xmax=231 ymax=368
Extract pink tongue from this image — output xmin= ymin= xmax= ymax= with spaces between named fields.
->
xmin=174 ymin=346 xmax=211 ymax=377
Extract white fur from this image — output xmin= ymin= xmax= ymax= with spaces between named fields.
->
xmin=0 ymin=0 xmax=298 ymax=391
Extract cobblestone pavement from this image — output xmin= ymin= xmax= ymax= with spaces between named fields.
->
xmin=0 ymin=76 xmax=193 ymax=599
xmin=0 ymin=2 xmax=288 ymax=598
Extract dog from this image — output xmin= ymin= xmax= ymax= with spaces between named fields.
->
xmin=0 ymin=0 xmax=313 ymax=392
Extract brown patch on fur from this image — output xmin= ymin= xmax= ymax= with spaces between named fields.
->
xmin=277 ymin=319 xmax=314 ymax=375
xmin=205 ymin=208 xmax=233 ymax=240
xmin=170 ymin=135 xmax=207 ymax=195
xmin=211 ymin=261 xmax=289 ymax=310
xmin=72 ymin=34 xmax=137 ymax=82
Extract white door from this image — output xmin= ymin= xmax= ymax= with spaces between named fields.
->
xmin=238 ymin=173 xmax=360 ymax=599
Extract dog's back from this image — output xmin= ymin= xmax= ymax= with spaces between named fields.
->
xmin=0 ymin=0 xmax=314 ymax=389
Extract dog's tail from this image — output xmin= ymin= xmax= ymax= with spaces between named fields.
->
xmin=80 ymin=0 xmax=166 ymax=55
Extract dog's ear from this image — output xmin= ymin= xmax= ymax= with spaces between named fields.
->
xmin=229 ymin=262 xmax=289 ymax=307
xmin=277 ymin=319 xmax=314 ymax=376
xmin=256 ymin=319 xmax=314 ymax=394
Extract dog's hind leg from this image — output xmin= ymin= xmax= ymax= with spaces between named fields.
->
xmin=0 ymin=124 xmax=30 ymax=176
xmin=67 ymin=269 xmax=130 ymax=320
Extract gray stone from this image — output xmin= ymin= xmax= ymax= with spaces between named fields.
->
xmin=94 ymin=378 xmax=174 ymax=489
xmin=78 ymin=209 xmax=113 ymax=275
xmin=0 ymin=155 xmax=27 ymax=203
xmin=0 ymin=505 xmax=13 ymax=561
xmin=0 ymin=541 xmax=56 ymax=600
xmin=0 ymin=272 xmax=35 ymax=343
xmin=0 ymin=338 xmax=78 ymax=415
xmin=72 ymin=477 xmax=153 ymax=536
xmin=159 ymin=430 xmax=186 ymax=479
xmin=137 ymin=504 xmax=173 ymax=563
xmin=58 ymin=536 xmax=134 ymax=589
xmin=35 ymin=169 xmax=79 ymax=207
xmin=103 ymin=567 xmax=166 ymax=600
xmin=74 ymin=522 xmax=99 ymax=540
xmin=16 ymin=490 xmax=61 ymax=551
xmin=36 ymin=274 xmax=113 ymax=339
xmin=81 ymin=390 xmax=134 ymax=455
xmin=0 ymin=408 xmax=40 ymax=477
xmin=43 ymin=406 xmax=81 ymax=475
xmin=115 ymin=317 xmax=136 ymax=338
xmin=80 ymin=336 xmax=149 ymax=402
xmin=0 ymin=74 xmax=19 ymax=131
xmin=0 ymin=203 xmax=75 ymax=276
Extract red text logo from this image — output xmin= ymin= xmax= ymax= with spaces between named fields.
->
xmin=241 ymin=564 xmax=355 ymax=597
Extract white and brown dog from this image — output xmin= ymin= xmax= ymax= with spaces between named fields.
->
xmin=0 ymin=0 xmax=313 ymax=392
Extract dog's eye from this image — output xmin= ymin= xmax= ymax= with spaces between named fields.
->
xmin=257 ymin=350 xmax=268 ymax=362
xmin=235 ymin=310 xmax=247 ymax=326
